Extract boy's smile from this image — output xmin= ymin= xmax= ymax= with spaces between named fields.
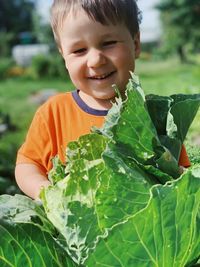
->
xmin=59 ymin=7 xmax=140 ymax=110
xmin=88 ymin=70 xmax=116 ymax=80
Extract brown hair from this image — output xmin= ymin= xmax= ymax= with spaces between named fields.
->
xmin=51 ymin=0 xmax=142 ymax=49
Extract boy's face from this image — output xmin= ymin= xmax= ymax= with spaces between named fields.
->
xmin=59 ymin=8 xmax=140 ymax=108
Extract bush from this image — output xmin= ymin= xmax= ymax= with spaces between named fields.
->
xmin=6 ymin=66 xmax=25 ymax=78
xmin=0 ymin=32 xmax=13 ymax=57
xmin=0 ymin=58 xmax=15 ymax=79
xmin=139 ymin=52 xmax=152 ymax=61
xmin=0 ymin=176 xmax=20 ymax=195
xmin=29 ymin=53 xmax=68 ymax=80
xmin=0 ymin=134 xmax=18 ymax=181
xmin=187 ymin=144 xmax=200 ymax=165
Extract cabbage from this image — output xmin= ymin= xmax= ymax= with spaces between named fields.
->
xmin=0 ymin=74 xmax=200 ymax=266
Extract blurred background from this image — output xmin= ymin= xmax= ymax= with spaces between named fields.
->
xmin=0 ymin=0 xmax=200 ymax=194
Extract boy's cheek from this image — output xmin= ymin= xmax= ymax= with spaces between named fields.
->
xmin=63 ymin=57 xmax=70 ymax=71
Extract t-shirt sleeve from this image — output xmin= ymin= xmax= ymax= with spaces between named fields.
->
xmin=16 ymin=108 xmax=52 ymax=174
xmin=178 ymin=144 xmax=191 ymax=168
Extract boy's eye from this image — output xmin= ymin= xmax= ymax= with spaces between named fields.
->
xmin=103 ymin=41 xmax=117 ymax=46
xmin=73 ymin=48 xmax=86 ymax=54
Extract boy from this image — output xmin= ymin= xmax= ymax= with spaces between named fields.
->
xmin=15 ymin=0 xmax=190 ymax=199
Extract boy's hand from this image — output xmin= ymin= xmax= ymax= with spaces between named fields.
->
xmin=15 ymin=163 xmax=50 ymax=200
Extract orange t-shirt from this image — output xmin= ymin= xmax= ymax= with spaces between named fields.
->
xmin=16 ymin=91 xmax=106 ymax=173
xmin=16 ymin=91 xmax=190 ymax=174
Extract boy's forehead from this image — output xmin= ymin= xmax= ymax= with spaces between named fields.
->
xmin=60 ymin=8 xmax=126 ymax=36
xmin=60 ymin=23 xmax=128 ymax=46
xmin=61 ymin=6 xmax=126 ymax=28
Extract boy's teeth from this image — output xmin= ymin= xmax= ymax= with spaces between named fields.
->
xmin=90 ymin=72 xmax=113 ymax=79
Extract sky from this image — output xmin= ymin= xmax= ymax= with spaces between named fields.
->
xmin=138 ymin=0 xmax=161 ymax=42
xmin=36 ymin=0 xmax=161 ymax=42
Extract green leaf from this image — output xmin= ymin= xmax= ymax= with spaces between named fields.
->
xmin=146 ymin=93 xmax=200 ymax=162
xmin=169 ymin=95 xmax=200 ymax=142
xmin=0 ymin=194 xmax=54 ymax=234
xmin=48 ymin=156 xmax=66 ymax=185
xmin=146 ymin=94 xmax=172 ymax=136
xmin=41 ymin=133 xmax=156 ymax=264
xmin=0 ymin=221 xmax=76 ymax=267
xmin=103 ymin=74 xmax=158 ymax=164
xmin=0 ymin=194 xmax=76 ymax=267
xmin=85 ymin=166 xmax=200 ymax=267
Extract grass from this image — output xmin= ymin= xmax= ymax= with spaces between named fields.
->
xmin=0 ymin=78 xmax=72 ymax=127
xmin=135 ymin=57 xmax=200 ymax=142
xmin=0 ymin=77 xmax=72 ymax=180
xmin=136 ymin=57 xmax=200 ymax=95
xmin=0 ymin=57 xmax=200 ymax=180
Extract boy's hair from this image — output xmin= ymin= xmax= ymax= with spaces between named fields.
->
xmin=50 ymin=0 xmax=142 ymax=49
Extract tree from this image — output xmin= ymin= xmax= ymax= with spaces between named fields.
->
xmin=32 ymin=9 xmax=54 ymax=45
xmin=0 ymin=0 xmax=35 ymax=55
xmin=156 ymin=0 xmax=200 ymax=62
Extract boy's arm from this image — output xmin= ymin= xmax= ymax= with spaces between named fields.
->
xmin=15 ymin=163 xmax=51 ymax=200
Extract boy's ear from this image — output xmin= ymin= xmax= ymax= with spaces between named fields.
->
xmin=134 ymin=32 xmax=141 ymax=59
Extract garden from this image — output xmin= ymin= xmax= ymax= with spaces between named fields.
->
xmin=0 ymin=0 xmax=200 ymax=266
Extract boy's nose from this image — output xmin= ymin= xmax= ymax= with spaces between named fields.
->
xmin=87 ymin=49 xmax=107 ymax=68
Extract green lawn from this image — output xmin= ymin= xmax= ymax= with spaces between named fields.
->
xmin=0 ymin=57 xmax=200 ymax=181
xmin=136 ymin=58 xmax=200 ymax=142
xmin=0 ymin=78 xmax=72 ymax=127
xmin=136 ymin=57 xmax=200 ymax=95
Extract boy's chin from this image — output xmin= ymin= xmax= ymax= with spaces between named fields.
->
xmin=93 ymin=92 xmax=117 ymax=101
